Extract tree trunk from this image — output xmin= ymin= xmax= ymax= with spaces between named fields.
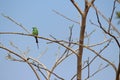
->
xmin=77 ymin=15 xmax=86 ymax=80
xmin=116 ymin=62 xmax=120 ymax=80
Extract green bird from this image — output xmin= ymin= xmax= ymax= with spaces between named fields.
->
xmin=116 ymin=11 xmax=120 ymax=19
xmin=32 ymin=27 xmax=39 ymax=48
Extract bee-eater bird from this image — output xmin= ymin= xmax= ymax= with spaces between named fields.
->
xmin=32 ymin=27 xmax=39 ymax=48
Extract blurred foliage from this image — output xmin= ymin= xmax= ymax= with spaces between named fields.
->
xmin=116 ymin=11 xmax=120 ymax=19
xmin=116 ymin=11 xmax=120 ymax=24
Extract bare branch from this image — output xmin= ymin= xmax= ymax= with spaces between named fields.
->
xmin=94 ymin=6 xmax=120 ymax=73
xmin=92 ymin=5 xmax=120 ymax=37
xmin=0 ymin=46 xmax=41 ymax=80
xmin=27 ymin=57 xmax=49 ymax=75
xmin=83 ymin=40 xmax=111 ymax=71
xmin=47 ymin=26 xmax=75 ymax=79
xmin=85 ymin=64 xmax=109 ymax=80
xmin=27 ymin=58 xmax=48 ymax=80
xmin=10 ymin=41 xmax=23 ymax=53
xmin=31 ymin=62 xmax=64 ymax=80
xmin=53 ymin=10 xmax=80 ymax=24
xmin=83 ymin=45 xmax=117 ymax=72
xmin=108 ymin=0 xmax=117 ymax=32
xmin=87 ymin=57 xmax=90 ymax=79
xmin=1 ymin=14 xmax=30 ymax=33
xmin=70 ymin=0 xmax=83 ymax=15
xmin=0 ymin=32 xmax=78 ymax=56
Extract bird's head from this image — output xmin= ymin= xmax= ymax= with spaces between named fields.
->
xmin=32 ymin=27 xmax=37 ymax=30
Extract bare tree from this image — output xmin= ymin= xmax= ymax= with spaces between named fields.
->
xmin=0 ymin=0 xmax=120 ymax=80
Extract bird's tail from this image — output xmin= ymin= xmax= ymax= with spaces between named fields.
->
xmin=35 ymin=37 xmax=39 ymax=48
xmin=37 ymin=43 xmax=39 ymax=49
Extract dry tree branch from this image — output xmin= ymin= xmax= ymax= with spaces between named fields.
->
xmin=91 ymin=64 xmax=109 ymax=77
xmin=85 ymin=29 xmax=96 ymax=38
xmin=27 ymin=57 xmax=64 ymax=80
xmin=9 ymin=41 xmax=23 ymax=53
xmin=94 ymin=5 xmax=119 ymax=72
xmin=37 ymin=68 xmax=48 ymax=80
xmin=116 ymin=61 xmax=120 ymax=80
xmin=48 ymin=52 xmax=73 ymax=80
xmin=92 ymin=5 xmax=120 ymax=37
xmin=1 ymin=14 xmax=30 ymax=33
xmin=66 ymin=25 xmax=74 ymax=55
xmin=108 ymin=0 xmax=117 ymax=32
xmin=37 ymin=47 xmax=48 ymax=59
xmin=71 ymin=0 xmax=83 ymax=15
xmin=9 ymin=41 xmax=30 ymax=57
xmin=85 ymin=29 xmax=96 ymax=45
xmin=0 ymin=31 xmax=76 ymax=78
xmin=84 ymin=0 xmax=95 ymax=14
xmin=27 ymin=56 xmax=64 ymax=80
xmin=47 ymin=25 xmax=75 ymax=79
xmin=83 ymin=39 xmax=111 ymax=70
xmin=48 ymin=37 xmax=113 ymax=49
xmin=84 ymin=45 xmax=117 ymax=72
xmin=0 ymin=32 xmax=78 ymax=56
xmin=71 ymin=40 xmax=112 ymax=80
xmin=85 ymin=64 xmax=109 ymax=80
xmin=87 ymin=57 xmax=90 ymax=79
xmin=53 ymin=10 xmax=80 ymax=24
xmin=71 ymin=0 xmax=96 ymax=80
xmin=27 ymin=57 xmax=49 ymax=78
xmin=37 ymin=66 xmax=64 ymax=80
xmin=52 ymin=36 xmax=113 ymax=48
xmin=88 ymin=38 xmax=112 ymax=47
xmin=29 ymin=59 xmax=64 ymax=80
xmin=94 ymin=2 xmax=120 ymax=80
xmin=90 ymin=6 xmax=120 ymax=79
xmin=48 ymin=35 xmax=78 ymax=56
xmin=0 ymin=46 xmax=41 ymax=80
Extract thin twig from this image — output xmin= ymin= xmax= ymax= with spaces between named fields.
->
xmin=71 ymin=0 xmax=83 ymax=15
xmin=1 ymin=14 xmax=30 ymax=33
xmin=83 ymin=39 xmax=112 ymax=72
xmin=53 ymin=10 xmax=80 ymax=24
xmin=87 ymin=57 xmax=90 ymax=79
xmin=32 ymin=63 xmax=48 ymax=80
xmin=85 ymin=64 xmax=109 ymax=80
xmin=84 ymin=45 xmax=117 ymax=72
xmin=92 ymin=5 xmax=120 ymax=37
xmin=31 ymin=62 xmax=64 ymax=80
xmin=108 ymin=0 xmax=117 ymax=32
xmin=0 ymin=46 xmax=41 ymax=80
